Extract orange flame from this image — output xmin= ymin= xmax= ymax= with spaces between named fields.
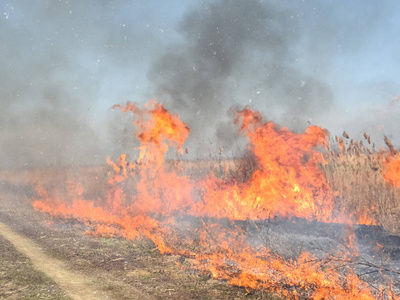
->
xmin=32 ymin=101 xmax=395 ymax=299
xmin=196 ymin=107 xmax=333 ymax=221
xmin=383 ymin=154 xmax=400 ymax=187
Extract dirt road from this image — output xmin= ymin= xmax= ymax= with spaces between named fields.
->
xmin=0 ymin=221 xmax=152 ymax=300
xmin=0 ymin=170 xmax=281 ymax=300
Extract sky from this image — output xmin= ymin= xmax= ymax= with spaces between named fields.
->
xmin=1 ymin=0 xmax=400 ymax=168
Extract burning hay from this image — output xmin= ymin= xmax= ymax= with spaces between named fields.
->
xmin=32 ymin=101 xmax=400 ymax=299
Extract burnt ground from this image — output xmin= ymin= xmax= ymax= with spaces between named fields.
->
xmin=172 ymin=215 xmax=400 ymax=292
xmin=0 ymin=180 xmax=277 ymax=300
xmin=1 ymin=168 xmax=400 ymax=299
xmin=241 ymin=218 xmax=400 ymax=290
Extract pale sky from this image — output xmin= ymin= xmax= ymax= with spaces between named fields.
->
xmin=1 ymin=0 xmax=399 ymax=167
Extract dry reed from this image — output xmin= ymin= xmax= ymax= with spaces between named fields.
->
xmin=323 ymin=132 xmax=400 ymax=234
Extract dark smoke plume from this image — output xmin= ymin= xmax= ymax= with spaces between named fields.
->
xmin=148 ymin=0 xmax=334 ymax=153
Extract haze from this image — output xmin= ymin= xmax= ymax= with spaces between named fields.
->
xmin=1 ymin=0 xmax=399 ymax=168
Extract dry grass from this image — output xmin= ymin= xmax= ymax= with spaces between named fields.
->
xmin=0 ymin=180 xmax=276 ymax=299
xmin=323 ymin=133 xmax=400 ymax=234
xmin=0 ymin=165 xmax=110 ymax=202
xmin=0 ymin=234 xmax=70 ymax=300
xmin=167 ymin=134 xmax=400 ymax=234
xmin=1 ymin=140 xmax=400 ymax=297
xmin=1 ymin=131 xmax=399 ymax=237
xmin=167 ymin=156 xmax=256 ymax=181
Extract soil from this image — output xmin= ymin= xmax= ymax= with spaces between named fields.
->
xmin=0 ymin=221 xmax=122 ymax=300
xmin=1 ymin=167 xmax=399 ymax=299
xmin=0 ymin=173 xmax=270 ymax=300
xmin=0 ymin=233 xmax=69 ymax=300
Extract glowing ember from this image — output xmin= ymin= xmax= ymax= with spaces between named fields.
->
xmin=32 ymin=101 xmax=395 ymax=299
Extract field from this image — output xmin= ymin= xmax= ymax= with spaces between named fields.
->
xmin=0 ymin=165 xmax=278 ymax=300
xmin=1 ymin=143 xmax=400 ymax=299
xmin=323 ymin=136 xmax=400 ymax=234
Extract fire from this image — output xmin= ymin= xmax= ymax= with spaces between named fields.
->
xmin=196 ymin=107 xmax=333 ymax=221
xmin=112 ymin=100 xmax=189 ymax=163
xmin=32 ymin=100 xmax=396 ymax=299
xmin=383 ymin=154 xmax=400 ymax=187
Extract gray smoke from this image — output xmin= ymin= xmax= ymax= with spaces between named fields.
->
xmin=0 ymin=0 xmax=398 ymax=168
xmin=0 ymin=1 xmax=161 ymax=168
xmin=147 ymin=0 xmax=335 ymax=154
xmin=0 ymin=5 xmax=100 ymax=169
xmin=147 ymin=0 xmax=400 ymax=155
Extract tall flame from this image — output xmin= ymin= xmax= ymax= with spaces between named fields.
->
xmin=32 ymin=101 xmax=394 ymax=299
xmin=196 ymin=107 xmax=333 ymax=221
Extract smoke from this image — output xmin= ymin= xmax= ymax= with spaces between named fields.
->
xmin=147 ymin=0 xmax=400 ymax=155
xmin=1 ymin=0 xmax=399 ymax=168
xmin=0 ymin=1 xmax=161 ymax=168
xmin=147 ymin=0 xmax=335 ymax=154
xmin=0 ymin=6 xmax=99 ymax=169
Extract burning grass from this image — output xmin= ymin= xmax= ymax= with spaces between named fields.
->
xmin=323 ymin=134 xmax=400 ymax=234
xmin=29 ymin=100 xmax=400 ymax=299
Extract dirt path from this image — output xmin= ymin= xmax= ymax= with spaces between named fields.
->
xmin=0 ymin=220 xmax=152 ymax=300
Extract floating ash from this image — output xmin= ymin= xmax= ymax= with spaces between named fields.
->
xmin=32 ymin=101 xmax=400 ymax=299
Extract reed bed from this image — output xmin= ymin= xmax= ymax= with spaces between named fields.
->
xmin=323 ymin=132 xmax=400 ymax=234
xmin=1 ymin=131 xmax=399 ymax=234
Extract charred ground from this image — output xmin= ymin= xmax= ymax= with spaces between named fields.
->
xmin=1 ymin=150 xmax=400 ymax=299
xmin=0 ymin=172 xmax=276 ymax=300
